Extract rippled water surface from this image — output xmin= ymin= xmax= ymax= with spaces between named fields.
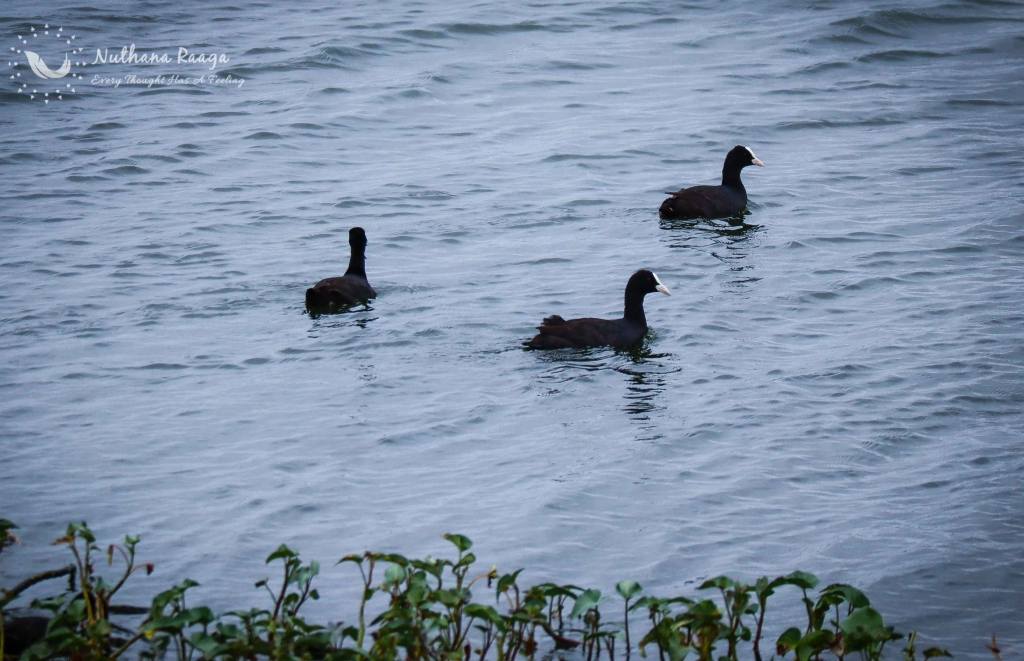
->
xmin=2 ymin=0 xmax=1023 ymax=655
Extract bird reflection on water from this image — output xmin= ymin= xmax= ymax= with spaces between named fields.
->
xmin=659 ymin=211 xmax=765 ymax=288
xmin=306 ymin=305 xmax=377 ymax=333
xmin=535 ymin=341 xmax=679 ymax=424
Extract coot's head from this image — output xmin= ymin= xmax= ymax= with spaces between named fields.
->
xmin=349 ymin=227 xmax=368 ymax=250
xmin=724 ymin=145 xmax=764 ymax=171
xmin=628 ymin=269 xmax=671 ymax=297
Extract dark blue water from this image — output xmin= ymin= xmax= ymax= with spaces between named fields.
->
xmin=2 ymin=1 xmax=1023 ymax=656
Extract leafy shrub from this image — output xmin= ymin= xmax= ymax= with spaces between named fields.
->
xmin=1 ymin=520 xmax=957 ymax=661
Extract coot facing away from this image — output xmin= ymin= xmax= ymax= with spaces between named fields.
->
xmin=526 ymin=270 xmax=671 ymax=350
xmin=659 ymin=145 xmax=763 ymax=220
xmin=305 ymin=227 xmax=376 ymax=311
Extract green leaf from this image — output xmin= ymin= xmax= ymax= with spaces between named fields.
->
xmin=380 ymin=553 xmax=410 ymax=566
xmin=434 ymin=585 xmax=462 ymax=607
xmin=66 ymin=521 xmax=96 ymax=544
xmin=839 ymin=607 xmax=884 ymax=639
xmin=89 ymin=618 xmax=112 ymax=636
xmin=266 ymin=544 xmax=297 ymax=563
xmin=783 ymin=571 xmax=819 ymax=591
xmin=465 ymin=603 xmax=507 ymax=631
xmin=190 ymin=633 xmax=222 ymax=655
xmin=776 ymin=627 xmax=802 ymax=654
xmin=795 ymin=631 xmax=834 ymax=661
xmin=383 ymin=563 xmax=406 ymax=585
xmin=496 ymin=569 xmax=523 ymax=598
xmin=839 ymin=606 xmax=898 ymax=653
xmin=338 ymin=553 xmax=365 ymax=566
xmin=569 ymin=589 xmax=602 ymax=619
xmin=819 ymin=583 xmax=870 ymax=609
xmin=923 ymin=648 xmax=953 ymax=659
xmin=443 ymin=533 xmax=473 ymax=553
xmin=538 ymin=583 xmax=579 ymax=599
xmin=616 ymin=580 xmax=643 ymax=601
xmin=697 ymin=576 xmax=734 ymax=591
xmin=184 ymin=606 xmax=215 ymax=626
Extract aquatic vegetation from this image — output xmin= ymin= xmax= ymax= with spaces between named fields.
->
xmin=0 ymin=520 xmax=963 ymax=661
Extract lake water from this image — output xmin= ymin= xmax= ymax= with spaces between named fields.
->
xmin=1 ymin=1 xmax=1022 ymax=656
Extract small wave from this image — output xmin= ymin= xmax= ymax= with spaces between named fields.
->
xmin=857 ymin=49 xmax=952 ymax=63
xmin=519 ymin=257 xmax=573 ymax=265
xmin=321 ymin=45 xmax=376 ymax=58
xmin=243 ymin=131 xmax=282 ymax=140
xmin=101 ymin=165 xmax=149 ymax=176
xmin=547 ymin=60 xmax=610 ymax=71
xmin=132 ymin=154 xmax=181 ymax=163
xmin=334 ymin=199 xmax=371 ymax=208
xmin=399 ymin=29 xmax=450 ymax=40
xmin=833 ymin=8 xmax=1014 ymax=39
xmin=794 ymin=61 xmax=849 ymax=75
xmin=610 ymin=16 xmax=682 ymax=32
xmin=444 ymin=21 xmax=551 ymax=35
xmin=812 ymin=34 xmax=871 ymax=46
xmin=894 ymin=165 xmax=954 ymax=175
xmin=88 ymin=122 xmax=125 ymax=130
xmin=408 ymin=190 xmax=453 ymax=200
xmin=841 ymin=276 xmax=904 ymax=291
xmin=244 ymin=47 xmax=286 ymax=55
xmin=137 ymin=87 xmax=212 ymax=96
xmin=934 ymin=245 xmax=985 ymax=254
xmin=3 ymin=152 xmax=44 ymax=162
xmin=776 ymin=117 xmax=903 ymax=130
xmin=765 ymin=88 xmax=815 ymax=96
xmin=945 ymin=98 xmax=1013 ymax=107
xmin=544 ymin=153 xmax=624 ymax=162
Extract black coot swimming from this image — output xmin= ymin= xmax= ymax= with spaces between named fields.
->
xmin=526 ymin=269 xmax=671 ymax=350
xmin=659 ymin=145 xmax=764 ymax=220
xmin=305 ymin=227 xmax=376 ymax=311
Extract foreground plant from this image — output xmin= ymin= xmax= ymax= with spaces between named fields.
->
xmin=1 ymin=519 xmax=961 ymax=661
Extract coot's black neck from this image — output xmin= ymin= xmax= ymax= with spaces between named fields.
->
xmin=721 ymin=161 xmax=747 ymax=190
xmin=623 ymin=283 xmax=648 ymax=326
xmin=344 ymin=244 xmax=367 ymax=279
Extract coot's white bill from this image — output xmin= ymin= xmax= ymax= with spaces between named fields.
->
xmin=653 ymin=272 xmax=671 ymax=296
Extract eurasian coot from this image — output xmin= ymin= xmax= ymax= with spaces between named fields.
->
xmin=305 ymin=227 xmax=376 ymax=311
xmin=659 ymin=145 xmax=763 ymax=220
xmin=526 ymin=270 xmax=670 ymax=350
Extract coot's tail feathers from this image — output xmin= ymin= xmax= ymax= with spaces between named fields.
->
xmin=306 ymin=285 xmax=362 ymax=310
xmin=540 ymin=314 xmax=566 ymax=326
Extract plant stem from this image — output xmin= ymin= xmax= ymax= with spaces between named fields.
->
xmin=624 ymin=598 xmax=631 ymax=661
xmin=111 ymin=630 xmax=146 ymax=659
